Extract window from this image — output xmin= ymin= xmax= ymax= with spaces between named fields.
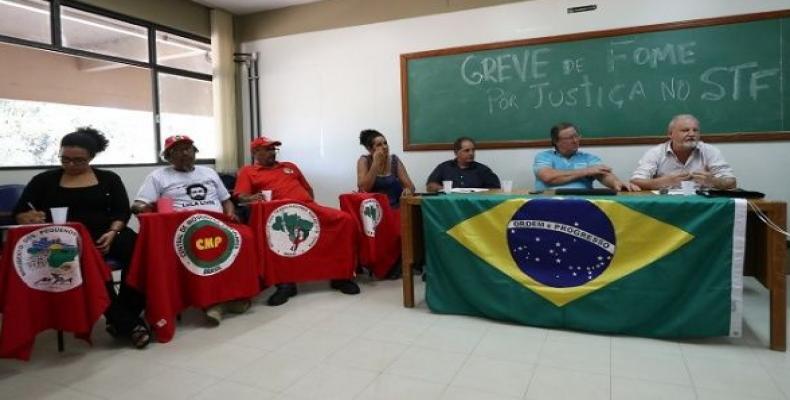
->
xmin=0 ymin=1 xmax=213 ymax=167
xmin=0 ymin=42 xmax=155 ymax=167
xmin=0 ymin=0 xmax=51 ymax=44
xmin=158 ymin=73 xmax=215 ymax=160
xmin=60 ymin=5 xmax=149 ymax=62
xmin=156 ymin=31 xmax=212 ymax=75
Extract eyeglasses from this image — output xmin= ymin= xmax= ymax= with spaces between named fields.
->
xmin=557 ymin=134 xmax=581 ymax=142
xmin=60 ymin=156 xmax=90 ymax=165
xmin=169 ymin=145 xmax=196 ymax=154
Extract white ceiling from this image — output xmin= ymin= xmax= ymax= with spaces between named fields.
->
xmin=191 ymin=0 xmax=323 ymax=15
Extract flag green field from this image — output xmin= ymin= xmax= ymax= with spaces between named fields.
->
xmin=423 ymin=194 xmax=744 ymax=338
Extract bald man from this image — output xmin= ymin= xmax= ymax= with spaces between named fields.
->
xmin=631 ymin=114 xmax=736 ymax=190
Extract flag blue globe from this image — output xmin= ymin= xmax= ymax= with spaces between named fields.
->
xmin=506 ymin=198 xmax=616 ymax=288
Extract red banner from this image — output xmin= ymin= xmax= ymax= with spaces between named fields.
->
xmin=126 ymin=211 xmax=261 ymax=343
xmin=248 ymin=200 xmax=357 ymax=285
xmin=339 ymin=193 xmax=401 ymax=278
xmin=0 ymin=223 xmax=110 ymax=360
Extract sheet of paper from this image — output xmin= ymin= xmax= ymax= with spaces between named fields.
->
xmin=650 ymin=189 xmax=686 ymax=195
xmin=450 ymin=188 xmax=489 ymax=193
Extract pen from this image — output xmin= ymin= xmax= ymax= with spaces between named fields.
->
xmin=27 ymin=202 xmax=37 ymax=211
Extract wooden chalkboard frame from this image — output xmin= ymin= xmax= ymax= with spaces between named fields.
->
xmin=400 ymin=10 xmax=790 ymax=151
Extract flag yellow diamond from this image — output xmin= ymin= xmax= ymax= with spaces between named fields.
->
xmin=447 ymin=198 xmax=694 ymax=306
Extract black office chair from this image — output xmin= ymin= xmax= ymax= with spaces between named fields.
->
xmin=217 ymin=172 xmax=237 ymax=195
xmin=0 ymin=184 xmax=25 ymax=226
xmin=0 ymin=184 xmax=25 ymax=258
xmin=218 ymin=172 xmax=249 ymax=222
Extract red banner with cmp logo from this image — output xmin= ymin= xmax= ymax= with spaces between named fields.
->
xmin=126 ymin=211 xmax=261 ymax=343
xmin=248 ymin=200 xmax=357 ymax=286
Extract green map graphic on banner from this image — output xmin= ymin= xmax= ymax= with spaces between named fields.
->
xmin=272 ymin=212 xmax=314 ymax=250
xmin=422 ymin=195 xmax=740 ymax=338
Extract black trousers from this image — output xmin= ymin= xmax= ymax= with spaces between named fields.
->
xmin=102 ymin=228 xmax=146 ymax=336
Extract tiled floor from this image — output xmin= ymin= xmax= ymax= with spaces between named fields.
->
xmin=0 ymin=277 xmax=788 ymax=400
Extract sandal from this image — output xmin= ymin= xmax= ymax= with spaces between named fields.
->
xmin=130 ymin=324 xmax=151 ymax=349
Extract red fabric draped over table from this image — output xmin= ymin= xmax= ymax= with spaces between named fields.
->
xmin=339 ymin=193 xmax=401 ymax=278
xmin=126 ymin=211 xmax=261 ymax=343
xmin=248 ymin=200 xmax=357 ymax=286
xmin=0 ymin=223 xmax=110 ymax=360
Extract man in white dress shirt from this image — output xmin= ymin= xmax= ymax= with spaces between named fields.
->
xmin=630 ymin=114 xmax=736 ymax=190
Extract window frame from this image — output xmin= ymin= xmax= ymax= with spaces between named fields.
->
xmin=0 ymin=0 xmax=214 ymax=170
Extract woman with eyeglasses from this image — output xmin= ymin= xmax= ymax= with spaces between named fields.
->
xmin=12 ymin=127 xmax=151 ymax=349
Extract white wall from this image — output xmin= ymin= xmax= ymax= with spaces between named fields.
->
xmin=241 ymin=0 xmax=790 ymax=210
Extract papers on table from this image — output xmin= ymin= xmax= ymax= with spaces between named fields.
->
xmin=651 ymin=189 xmax=687 ymax=195
xmin=448 ymin=188 xmax=489 ymax=193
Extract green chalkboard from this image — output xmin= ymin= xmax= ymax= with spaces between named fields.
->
xmin=401 ymin=11 xmax=790 ymax=150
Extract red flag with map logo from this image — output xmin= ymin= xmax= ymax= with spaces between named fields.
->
xmin=248 ymin=200 xmax=357 ymax=285
xmin=0 ymin=223 xmax=110 ymax=360
xmin=339 ymin=193 xmax=400 ymax=278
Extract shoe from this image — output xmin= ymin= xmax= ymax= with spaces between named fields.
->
xmin=384 ymin=262 xmax=402 ymax=280
xmin=224 ymin=299 xmax=252 ymax=314
xmin=330 ymin=279 xmax=360 ymax=295
xmin=267 ymin=284 xmax=297 ymax=306
xmin=205 ymin=305 xmax=224 ymax=326
xmin=130 ymin=323 xmax=151 ymax=349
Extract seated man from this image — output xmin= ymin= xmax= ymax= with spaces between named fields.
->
xmin=426 ymin=137 xmax=500 ymax=192
xmin=235 ymin=136 xmax=360 ymax=306
xmin=132 ymin=135 xmax=248 ymax=325
xmin=133 ymin=135 xmax=237 ymax=215
xmin=631 ymin=114 xmax=736 ymax=190
xmin=534 ymin=123 xmax=639 ymax=192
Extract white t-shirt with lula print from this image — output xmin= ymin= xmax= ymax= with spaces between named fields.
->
xmin=135 ymin=166 xmax=230 ymax=213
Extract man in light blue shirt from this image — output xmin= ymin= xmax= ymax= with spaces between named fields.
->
xmin=533 ymin=122 xmax=639 ymax=192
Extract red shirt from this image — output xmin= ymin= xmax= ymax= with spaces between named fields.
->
xmin=235 ymin=162 xmax=313 ymax=203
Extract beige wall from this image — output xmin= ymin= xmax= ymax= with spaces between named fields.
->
xmin=80 ymin=0 xmax=211 ymax=37
xmin=0 ymin=41 xmax=212 ymax=115
xmin=236 ymin=0 xmax=530 ymax=41
xmin=0 ymin=43 xmax=152 ymax=111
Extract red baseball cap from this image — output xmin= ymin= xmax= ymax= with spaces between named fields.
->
xmin=161 ymin=135 xmax=194 ymax=157
xmin=250 ymin=136 xmax=282 ymax=150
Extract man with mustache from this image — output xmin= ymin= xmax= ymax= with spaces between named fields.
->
xmin=133 ymin=135 xmax=236 ymax=215
xmin=133 ymin=135 xmax=247 ymax=326
xmin=630 ymin=114 xmax=736 ymax=190
xmin=534 ymin=123 xmax=638 ymax=192
xmin=426 ymin=136 xmax=500 ymax=192
xmin=235 ymin=137 xmax=360 ymax=306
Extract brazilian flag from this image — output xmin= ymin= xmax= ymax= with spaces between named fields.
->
xmin=423 ymin=194 xmax=746 ymax=338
